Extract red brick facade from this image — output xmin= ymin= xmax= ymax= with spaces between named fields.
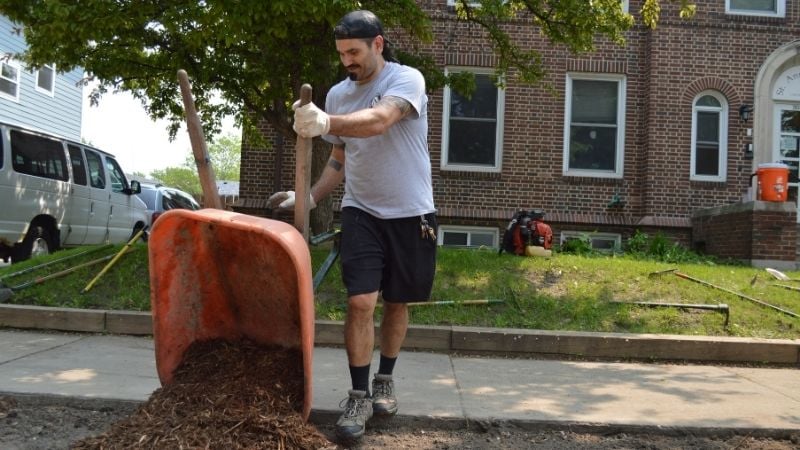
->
xmin=692 ymin=201 xmax=797 ymax=268
xmin=238 ymin=1 xmax=800 ymax=259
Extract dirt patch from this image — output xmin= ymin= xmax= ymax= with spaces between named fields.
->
xmin=2 ymin=393 xmax=799 ymax=449
xmin=0 ymin=394 xmax=139 ymax=450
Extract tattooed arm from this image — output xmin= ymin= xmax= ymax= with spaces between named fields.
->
xmin=327 ymin=96 xmax=415 ymax=138
xmin=310 ymin=145 xmax=346 ymax=203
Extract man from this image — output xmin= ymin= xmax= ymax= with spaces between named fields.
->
xmin=267 ymin=9 xmax=436 ymax=442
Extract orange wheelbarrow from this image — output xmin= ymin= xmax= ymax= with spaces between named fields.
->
xmin=148 ymin=209 xmax=315 ymax=420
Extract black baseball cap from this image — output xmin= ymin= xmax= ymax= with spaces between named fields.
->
xmin=334 ymin=10 xmax=385 ymax=39
xmin=334 ymin=10 xmax=398 ymax=62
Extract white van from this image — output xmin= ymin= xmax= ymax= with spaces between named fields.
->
xmin=0 ymin=121 xmax=149 ymax=263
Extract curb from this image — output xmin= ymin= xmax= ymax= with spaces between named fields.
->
xmin=1 ymin=304 xmax=798 ymax=365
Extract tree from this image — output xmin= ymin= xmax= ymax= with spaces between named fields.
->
xmin=0 ymin=0 xmax=433 ymax=234
xmin=182 ymin=131 xmax=241 ymax=182
xmin=0 ymin=0 xmax=693 ymax=233
xmin=452 ymin=0 xmax=696 ymax=86
xmin=148 ymin=166 xmax=201 ymax=196
xmin=130 ymin=170 xmax=149 ymax=181
xmin=150 ymin=131 xmax=241 ymax=195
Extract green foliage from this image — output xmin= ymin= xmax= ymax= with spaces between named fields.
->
xmin=0 ymin=0 xmax=694 ymax=139
xmin=558 ymin=233 xmax=595 ymax=256
xmin=147 ymin=131 xmax=241 ymax=195
xmin=454 ymin=0 xmax=696 ymax=85
xmin=625 ymin=230 xmax=712 ymax=264
xmin=148 ymin=166 xmax=201 ymax=196
xmin=178 ymin=132 xmax=241 ymax=180
xmin=0 ymin=0 xmax=429 ymax=140
xmin=202 ymin=132 xmax=242 ymax=181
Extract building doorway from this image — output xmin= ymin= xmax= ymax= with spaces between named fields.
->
xmin=774 ymin=104 xmax=800 ymax=219
xmin=755 ymin=40 xmax=800 ymax=221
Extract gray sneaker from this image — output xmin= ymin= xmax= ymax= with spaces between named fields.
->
xmin=335 ymin=389 xmax=373 ymax=441
xmin=371 ymin=373 xmax=398 ymax=416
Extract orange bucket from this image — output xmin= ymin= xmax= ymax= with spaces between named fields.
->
xmin=755 ymin=163 xmax=789 ymax=202
xmin=148 ymin=209 xmax=315 ymax=420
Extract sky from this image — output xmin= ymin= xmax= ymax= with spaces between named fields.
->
xmin=80 ymin=83 xmax=238 ymax=176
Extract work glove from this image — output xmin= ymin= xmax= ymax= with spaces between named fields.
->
xmin=292 ymin=100 xmax=330 ymax=138
xmin=267 ymin=190 xmax=316 ymax=211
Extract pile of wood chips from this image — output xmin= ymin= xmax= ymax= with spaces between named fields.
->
xmin=72 ymin=339 xmax=333 ymax=449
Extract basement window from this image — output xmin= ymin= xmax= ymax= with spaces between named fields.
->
xmin=438 ymin=225 xmax=498 ymax=248
xmin=560 ymin=231 xmax=621 ymax=253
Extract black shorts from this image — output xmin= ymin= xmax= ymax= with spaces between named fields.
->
xmin=340 ymin=207 xmax=437 ymax=303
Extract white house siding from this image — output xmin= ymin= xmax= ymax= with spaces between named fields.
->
xmin=0 ymin=15 xmax=82 ymax=140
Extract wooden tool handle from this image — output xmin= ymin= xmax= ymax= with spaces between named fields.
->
xmin=294 ymin=83 xmax=313 ymax=241
xmin=297 ymin=84 xmax=312 ymax=107
xmin=177 ymin=69 xmax=223 ymax=210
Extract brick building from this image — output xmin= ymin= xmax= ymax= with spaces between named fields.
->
xmin=237 ymin=1 xmax=800 ymax=262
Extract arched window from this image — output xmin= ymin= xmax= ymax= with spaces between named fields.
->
xmin=691 ymin=91 xmax=728 ymax=181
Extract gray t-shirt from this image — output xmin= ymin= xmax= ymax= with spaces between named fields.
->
xmin=323 ymin=62 xmax=435 ymax=219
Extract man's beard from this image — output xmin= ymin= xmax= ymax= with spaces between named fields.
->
xmin=346 ymin=65 xmax=360 ymax=81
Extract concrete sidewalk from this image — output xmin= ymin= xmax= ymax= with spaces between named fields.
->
xmin=1 ymin=329 xmax=798 ymax=435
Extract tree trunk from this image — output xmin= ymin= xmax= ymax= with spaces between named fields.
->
xmin=309 ymin=139 xmax=332 ymax=236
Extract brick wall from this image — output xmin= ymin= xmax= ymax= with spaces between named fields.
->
xmin=692 ymin=201 xmax=797 ymax=268
xmin=237 ymin=1 xmax=799 ymax=252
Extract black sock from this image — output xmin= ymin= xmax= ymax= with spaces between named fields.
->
xmin=378 ymin=354 xmax=397 ymax=375
xmin=349 ymin=364 xmax=371 ymax=394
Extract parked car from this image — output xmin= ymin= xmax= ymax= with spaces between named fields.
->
xmin=136 ymin=183 xmax=201 ymax=227
xmin=0 ymin=121 xmax=149 ymax=263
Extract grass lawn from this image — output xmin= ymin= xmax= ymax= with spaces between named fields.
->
xmin=1 ymin=242 xmax=798 ymax=340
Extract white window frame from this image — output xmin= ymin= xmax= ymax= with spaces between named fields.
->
xmin=441 ymin=67 xmax=505 ymax=173
xmin=448 ymin=0 xmax=627 ymax=12
xmin=447 ymin=0 xmax=496 ymax=6
xmin=563 ymin=73 xmax=626 ymax=179
xmin=725 ymin=0 xmax=785 ymax=17
xmin=438 ymin=225 xmax=499 ymax=248
xmin=690 ymin=91 xmax=728 ymax=182
xmin=0 ymin=59 xmax=21 ymax=102
xmin=35 ymin=64 xmax=56 ymax=96
xmin=560 ymin=231 xmax=621 ymax=253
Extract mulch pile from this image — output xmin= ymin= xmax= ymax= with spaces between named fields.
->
xmin=71 ymin=339 xmax=334 ymax=449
